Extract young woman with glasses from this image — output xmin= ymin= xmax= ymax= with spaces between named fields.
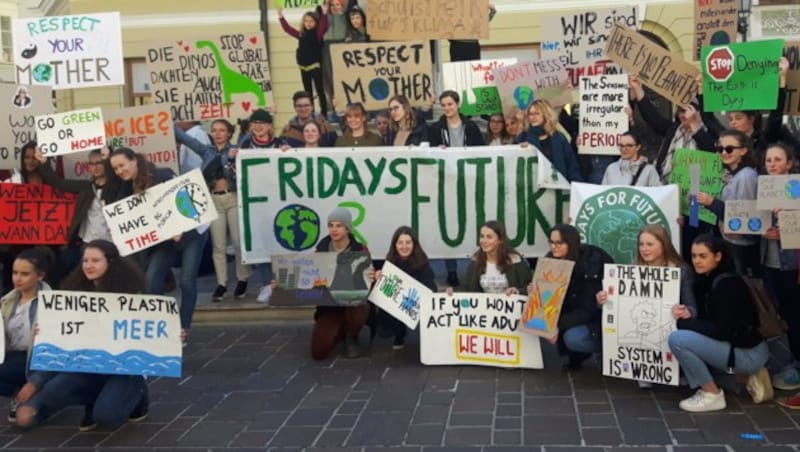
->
xmin=601 ymin=131 xmax=661 ymax=186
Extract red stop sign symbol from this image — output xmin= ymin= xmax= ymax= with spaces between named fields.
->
xmin=706 ymin=46 xmax=734 ymax=82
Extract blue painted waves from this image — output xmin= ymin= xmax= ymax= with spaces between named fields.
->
xmin=30 ymin=343 xmax=181 ymax=378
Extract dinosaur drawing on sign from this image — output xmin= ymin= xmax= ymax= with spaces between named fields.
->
xmin=195 ymin=40 xmax=266 ymax=107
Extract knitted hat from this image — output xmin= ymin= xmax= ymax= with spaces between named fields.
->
xmin=249 ymin=109 xmax=273 ymax=123
xmin=327 ymin=207 xmax=352 ymax=231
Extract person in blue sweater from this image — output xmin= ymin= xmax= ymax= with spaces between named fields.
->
xmin=513 ymin=100 xmax=583 ymax=183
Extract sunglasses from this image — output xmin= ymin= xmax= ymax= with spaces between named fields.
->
xmin=715 ymin=145 xmax=745 ymax=154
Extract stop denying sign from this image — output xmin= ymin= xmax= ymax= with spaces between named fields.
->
xmin=705 ymin=46 xmax=734 ymax=82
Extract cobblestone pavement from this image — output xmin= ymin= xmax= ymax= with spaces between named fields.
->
xmin=2 ymin=324 xmax=798 ymax=451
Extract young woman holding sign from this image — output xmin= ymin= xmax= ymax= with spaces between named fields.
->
xmin=454 ymin=220 xmax=530 ymax=296
xmin=0 ymin=247 xmax=53 ymax=423
xmin=532 ymin=224 xmax=613 ymax=371
xmin=368 ymin=226 xmax=437 ymax=350
xmin=759 ymin=143 xmax=800 ymax=395
xmin=513 ymin=100 xmax=583 ymax=183
xmin=695 ymin=130 xmax=760 ymax=278
xmin=16 ymin=240 xmax=150 ymax=430
xmin=667 ymin=234 xmax=771 ymax=412
xmin=107 ymin=147 xmax=204 ymax=344
xmin=596 ymin=225 xmax=697 ymax=387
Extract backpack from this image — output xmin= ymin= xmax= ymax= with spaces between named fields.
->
xmin=713 ymin=273 xmax=788 ymax=340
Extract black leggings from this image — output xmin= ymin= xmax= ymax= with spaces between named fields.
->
xmin=301 ymin=67 xmax=327 ymax=116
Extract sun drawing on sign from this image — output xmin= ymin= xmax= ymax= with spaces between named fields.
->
xmin=523 ymin=270 xmax=569 ymax=331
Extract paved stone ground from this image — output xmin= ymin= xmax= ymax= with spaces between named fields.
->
xmin=1 ymin=323 xmax=799 ymax=451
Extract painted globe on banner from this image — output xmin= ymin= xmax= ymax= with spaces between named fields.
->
xmin=274 ymin=204 xmax=321 ymax=251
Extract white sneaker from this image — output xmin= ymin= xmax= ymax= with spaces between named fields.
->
xmin=746 ymin=367 xmax=774 ymax=404
xmin=256 ymin=285 xmax=272 ymax=303
xmin=772 ymin=367 xmax=800 ymax=391
xmin=679 ymin=389 xmax=726 ymax=412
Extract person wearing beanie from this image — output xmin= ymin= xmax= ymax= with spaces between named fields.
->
xmin=238 ymin=109 xmax=278 ymax=150
xmin=307 ymin=206 xmax=371 ymax=359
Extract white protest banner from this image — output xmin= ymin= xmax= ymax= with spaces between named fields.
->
xmin=103 ymin=169 xmax=217 ymax=256
xmin=420 ymin=293 xmax=543 ymax=368
xmin=0 ymin=83 xmax=54 ymax=169
xmin=570 ymin=183 xmax=681 ymax=265
xmin=778 ymin=210 xmax=800 ymax=249
xmin=757 ymin=174 xmax=800 ymax=211
xmin=442 ymin=59 xmax=517 ymax=116
xmin=270 ymin=251 xmax=372 ymax=306
xmin=61 ymin=105 xmax=179 ymax=179
xmin=369 ymin=260 xmax=433 ymax=329
xmin=330 ymin=41 xmax=433 ymax=111
xmin=35 ymin=108 xmax=105 ymax=157
xmin=492 ymin=59 xmax=574 ymax=111
xmin=13 ymin=12 xmax=123 ymax=89
xmin=536 ymin=151 xmax=571 ymax=190
xmin=602 ymin=264 xmax=680 ymax=385
xmin=146 ymin=33 xmax=273 ymax=121
xmin=578 ymin=74 xmax=629 ymax=155
xmin=31 ymin=290 xmax=181 ymax=377
xmin=521 ymin=257 xmax=575 ymax=337
xmin=723 ymin=200 xmax=771 ymax=235
xmin=540 ymin=7 xmax=637 ymax=86
xmin=237 ymin=146 xmax=568 ymax=263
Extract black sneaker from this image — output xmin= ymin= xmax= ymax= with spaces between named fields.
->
xmin=211 ymin=285 xmax=226 ymax=302
xmin=7 ymin=400 xmax=16 ymax=423
xmin=392 ymin=336 xmax=406 ymax=350
xmin=79 ymin=408 xmax=97 ymax=432
xmin=129 ymin=390 xmax=148 ymax=423
xmin=233 ymin=280 xmax=248 ymax=299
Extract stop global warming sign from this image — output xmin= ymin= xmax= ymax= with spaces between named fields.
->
xmin=702 ymin=39 xmax=784 ymax=111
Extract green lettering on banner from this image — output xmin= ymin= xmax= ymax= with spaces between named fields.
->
xmin=364 ymin=157 xmax=387 ymax=195
xmin=438 ymin=159 xmax=466 ymax=246
xmin=279 ymin=158 xmax=303 ymax=200
xmin=385 ymin=158 xmax=408 ymax=194
xmin=241 ymin=158 xmax=270 ymax=251
xmin=470 ymin=157 xmax=492 ymax=230
xmin=319 ymin=157 xmax=339 ymax=198
xmin=527 ymin=157 xmax=553 ymax=244
xmin=410 ymin=157 xmax=437 ymax=232
xmin=340 ymin=158 xmax=367 ymax=196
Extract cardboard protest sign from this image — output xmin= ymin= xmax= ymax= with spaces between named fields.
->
xmin=578 ymin=74 xmax=628 ymax=155
xmin=13 ymin=12 xmax=123 ymax=89
xmin=784 ymin=42 xmax=800 ymax=115
xmin=420 ymin=293 xmax=543 ymax=368
xmin=61 ymin=105 xmax=178 ymax=180
xmin=605 ymin=24 xmax=700 ymax=106
xmin=0 ymin=83 xmax=54 ymax=170
xmin=367 ymin=0 xmax=489 ymax=41
xmin=270 ymin=252 xmax=372 ymax=306
xmin=0 ymin=183 xmax=76 ymax=245
xmin=668 ymin=149 xmax=724 ymax=224
xmin=492 ymin=59 xmax=574 ymax=111
xmin=146 ymin=33 xmax=273 ymax=121
xmin=570 ymin=183 xmax=681 ymax=265
xmin=693 ymin=0 xmax=737 ymax=61
xmin=602 ymin=264 xmax=680 ymax=385
xmin=778 ymin=210 xmax=800 ymax=249
xmin=275 ymin=0 xmax=322 ymax=7
xmin=723 ymin=200 xmax=771 ymax=235
xmin=368 ymin=260 xmax=433 ymax=329
xmin=103 ymin=169 xmax=217 ymax=256
xmin=31 ymin=290 xmax=182 ymax=377
xmin=442 ymin=59 xmax=517 ymax=116
xmin=237 ymin=146 xmax=569 ymax=264
xmin=35 ymin=108 xmax=105 ymax=157
xmin=521 ymin=258 xmax=575 ymax=337
xmin=702 ymin=39 xmax=784 ymax=112
xmin=757 ymin=174 xmax=800 ymax=211
xmin=330 ymin=41 xmax=433 ymax=111
xmin=540 ymin=7 xmax=637 ymax=86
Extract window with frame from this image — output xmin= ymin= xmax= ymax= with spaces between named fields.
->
xmin=0 ymin=16 xmax=12 ymax=64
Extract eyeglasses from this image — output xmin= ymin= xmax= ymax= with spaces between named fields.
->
xmin=489 ymin=119 xmax=504 ymax=124
xmin=618 ymin=144 xmax=637 ymax=149
xmin=715 ymin=145 xmax=745 ymax=154
xmin=389 ymin=105 xmax=401 ymax=111
xmin=295 ymin=103 xmax=312 ymax=108
xmin=548 ymin=240 xmax=566 ymax=246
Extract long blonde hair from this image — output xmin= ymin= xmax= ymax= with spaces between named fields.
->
xmin=524 ymin=99 xmax=558 ymax=136
xmin=635 ymin=225 xmax=684 ymax=267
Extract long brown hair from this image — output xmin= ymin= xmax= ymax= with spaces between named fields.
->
xmin=635 ymin=225 xmax=684 ymax=267
xmin=110 ymin=147 xmax=155 ymax=194
xmin=388 ymin=95 xmax=416 ymax=132
xmin=385 ymin=226 xmax=429 ymax=270
xmin=60 ymin=240 xmax=145 ymax=293
xmin=473 ymin=220 xmax=520 ymax=274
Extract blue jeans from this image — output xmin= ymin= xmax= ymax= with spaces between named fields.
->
xmin=0 ymin=351 xmax=28 ymax=397
xmin=23 ymin=373 xmax=146 ymax=428
xmin=145 ymin=230 xmax=209 ymax=329
xmin=668 ymin=329 xmax=769 ymax=388
xmin=562 ymin=325 xmax=603 ymax=354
